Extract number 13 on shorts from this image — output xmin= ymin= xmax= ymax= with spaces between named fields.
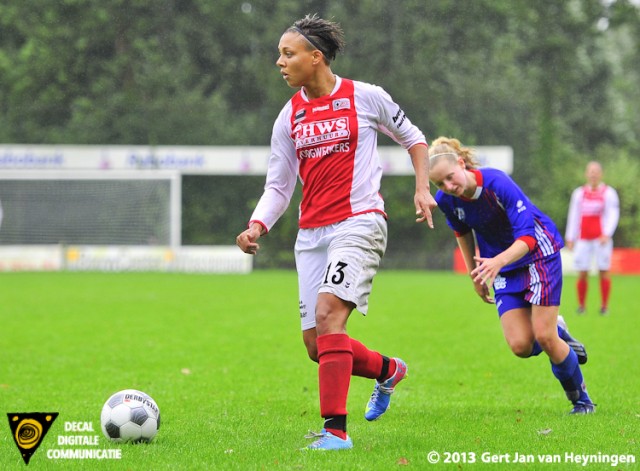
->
xmin=323 ymin=261 xmax=349 ymax=285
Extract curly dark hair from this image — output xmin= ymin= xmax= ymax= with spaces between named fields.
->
xmin=287 ymin=13 xmax=345 ymax=63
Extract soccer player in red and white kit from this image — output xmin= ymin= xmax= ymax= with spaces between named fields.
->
xmin=236 ymin=14 xmax=436 ymax=450
xmin=565 ymin=161 xmax=619 ymax=315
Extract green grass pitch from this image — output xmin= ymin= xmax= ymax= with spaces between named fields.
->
xmin=1 ymin=271 xmax=638 ymax=469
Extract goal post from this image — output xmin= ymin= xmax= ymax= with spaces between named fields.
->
xmin=0 ymin=170 xmax=182 ymax=247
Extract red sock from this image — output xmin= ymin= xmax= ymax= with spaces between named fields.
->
xmin=600 ymin=277 xmax=611 ymax=309
xmin=317 ymin=333 xmax=352 ymax=440
xmin=350 ymin=338 xmax=383 ymax=379
xmin=577 ymin=278 xmax=587 ymax=308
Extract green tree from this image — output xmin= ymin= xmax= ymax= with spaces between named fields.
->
xmin=1 ymin=0 xmax=639 ymax=264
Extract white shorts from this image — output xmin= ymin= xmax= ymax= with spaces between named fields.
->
xmin=573 ymin=238 xmax=613 ymax=271
xmin=294 ymin=212 xmax=387 ymax=331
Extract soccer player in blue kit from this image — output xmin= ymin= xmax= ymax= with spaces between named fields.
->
xmin=428 ymin=137 xmax=595 ymax=414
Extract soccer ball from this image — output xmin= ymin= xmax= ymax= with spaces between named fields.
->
xmin=100 ymin=389 xmax=161 ymax=443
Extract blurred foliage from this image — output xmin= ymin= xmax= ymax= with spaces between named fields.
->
xmin=0 ymin=0 xmax=639 ymax=266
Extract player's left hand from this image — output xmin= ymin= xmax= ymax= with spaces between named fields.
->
xmin=414 ymin=191 xmax=437 ymax=228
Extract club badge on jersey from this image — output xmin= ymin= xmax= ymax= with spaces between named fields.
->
xmin=332 ymin=98 xmax=350 ymax=111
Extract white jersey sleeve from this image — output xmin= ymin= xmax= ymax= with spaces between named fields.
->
xmin=565 ymin=187 xmax=582 ymax=242
xmin=248 ymin=103 xmax=297 ymax=232
xmin=356 ymin=81 xmax=426 ymax=150
xmin=602 ymin=185 xmax=620 ymax=237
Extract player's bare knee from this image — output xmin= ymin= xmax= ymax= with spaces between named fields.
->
xmin=314 ymin=308 xmax=330 ymax=326
xmin=316 ymin=293 xmax=355 ymax=335
xmin=314 ymin=303 xmax=349 ymax=335
xmin=508 ymin=339 xmax=533 ymax=358
xmin=534 ymin=333 xmax=557 ymax=352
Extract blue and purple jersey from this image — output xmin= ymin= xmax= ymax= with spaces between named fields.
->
xmin=436 ymin=168 xmax=563 ymax=273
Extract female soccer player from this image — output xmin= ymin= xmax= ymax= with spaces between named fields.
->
xmin=236 ymin=14 xmax=437 ymax=450
xmin=565 ymin=161 xmax=620 ymax=315
xmin=428 ymin=137 xmax=595 ymax=415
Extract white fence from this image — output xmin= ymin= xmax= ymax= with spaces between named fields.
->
xmin=0 ymin=144 xmax=513 ymax=175
xmin=0 ymin=245 xmax=252 ymax=273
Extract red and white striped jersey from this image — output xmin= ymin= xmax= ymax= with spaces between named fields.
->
xmin=249 ymin=76 xmax=426 ymax=231
xmin=565 ymin=183 xmax=619 ymax=241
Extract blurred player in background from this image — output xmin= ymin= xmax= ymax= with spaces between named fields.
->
xmin=428 ymin=137 xmax=595 ymax=415
xmin=565 ymin=161 xmax=619 ymax=315
xmin=236 ymin=14 xmax=436 ymax=450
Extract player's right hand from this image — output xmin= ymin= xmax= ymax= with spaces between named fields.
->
xmin=236 ymin=224 xmax=263 ymax=255
xmin=472 ymin=278 xmax=494 ymax=304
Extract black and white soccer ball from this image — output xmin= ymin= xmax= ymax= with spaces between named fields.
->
xmin=100 ymin=389 xmax=160 ymax=443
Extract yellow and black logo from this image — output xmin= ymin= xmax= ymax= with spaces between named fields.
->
xmin=7 ymin=413 xmax=58 ymax=465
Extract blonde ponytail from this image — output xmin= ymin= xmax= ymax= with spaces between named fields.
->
xmin=428 ymin=137 xmax=480 ymax=169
